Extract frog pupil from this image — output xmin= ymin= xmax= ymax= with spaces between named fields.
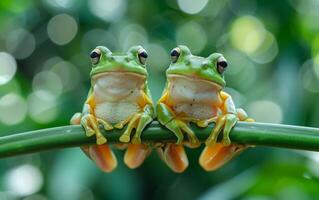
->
xmin=90 ymin=51 xmax=100 ymax=58
xmin=218 ymin=61 xmax=228 ymax=68
xmin=217 ymin=61 xmax=228 ymax=74
xmin=138 ymin=51 xmax=148 ymax=65
xmin=170 ymin=49 xmax=180 ymax=63
xmin=139 ymin=51 xmax=148 ymax=58
xmin=170 ymin=50 xmax=179 ymax=57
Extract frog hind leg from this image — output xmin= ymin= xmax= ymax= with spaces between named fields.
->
xmin=157 ymin=143 xmax=188 ymax=173
xmin=89 ymin=144 xmax=117 ymax=172
xmin=70 ymin=112 xmax=117 ymax=172
xmin=124 ymin=144 xmax=151 ymax=169
xmin=199 ymin=143 xmax=244 ymax=171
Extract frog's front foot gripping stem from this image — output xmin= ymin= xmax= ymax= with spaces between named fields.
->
xmin=118 ymin=105 xmax=153 ymax=144
xmin=75 ymin=112 xmax=113 ymax=145
xmin=70 ymin=113 xmax=117 ymax=172
xmin=205 ymin=113 xmax=237 ymax=146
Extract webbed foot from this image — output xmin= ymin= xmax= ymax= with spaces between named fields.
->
xmin=80 ymin=114 xmax=113 ymax=145
xmin=205 ymin=113 xmax=237 ymax=146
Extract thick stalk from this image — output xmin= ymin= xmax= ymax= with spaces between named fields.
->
xmin=0 ymin=122 xmax=319 ymax=158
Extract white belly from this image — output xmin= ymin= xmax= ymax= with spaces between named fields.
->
xmin=92 ymin=72 xmax=145 ymax=123
xmin=167 ymin=75 xmax=222 ymax=120
xmin=95 ymin=101 xmax=140 ymax=123
xmin=172 ymin=103 xmax=219 ymax=120
xmin=93 ymin=72 xmax=145 ymax=103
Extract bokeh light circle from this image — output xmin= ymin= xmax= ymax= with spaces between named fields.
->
xmin=88 ymin=0 xmax=126 ymax=22
xmin=119 ymin=24 xmax=148 ymax=51
xmin=147 ymin=44 xmax=169 ymax=71
xmin=176 ymin=22 xmax=207 ymax=54
xmin=6 ymin=28 xmax=36 ymax=59
xmin=51 ymin=61 xmax=81 ymax=92
xmin=82 ymin=29 xmax=118 ymax=52
xmin=44 ymin=0 xmax=77 ymax=10
xmin=177 ymin=0 xmax=208 ymax=14
xmin=47 ymin=14 xmax=78 ymax=45
xmin=0 ymin=52 xmax=17 ymax=85
xmin=5 ymin=165 xmax=43 ymax=196
xmin=27 ymin=90 xmax=58 ymax=124
xmin=247 ymin=100 xmax=283 ymax=123
xmin=230 ymin=16 xmax=266 ymax=54
xmin=249 ymin=31 xmax=279 ymax=64
xmin=0 ymin=93 xmax=27 ymax=125
xmin=32 ymin=71 xmax=63 ymax=96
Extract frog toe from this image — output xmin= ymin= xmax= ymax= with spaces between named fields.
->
xmin=114 ymin=123 xmax=124 ymax=129
xmin=119 ymin=134 xmax=131 ymax=143
xmin=70 ymin=112 xmax=82 ymax=125
xmin=119 ymin=114 xmax=140 ymax=143
xmin=86 ymin=129 xmax=95 ymax=137
xmin=97 ymin=118 xmax=113 ymax=131
xmin=197 ymin=121 xmax=208 ymax=128
xmin=97 ymin=136 xmax=107 ymax=145
xmin=222 ymin=137 xmax=231 ymax=146
xmin=186 ymin=137 xmax=200 ymax=148
xmin=131 ymin=136 xmax=142 ymax=144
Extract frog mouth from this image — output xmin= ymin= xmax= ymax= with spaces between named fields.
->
xmin=167 ymin=74 xmax=223 ymax=91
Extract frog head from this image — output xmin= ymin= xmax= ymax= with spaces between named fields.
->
xmin=89 ymin=45 xmax=148 ymax=79
xmin=166 ymin=45 xmax=228 ymax=89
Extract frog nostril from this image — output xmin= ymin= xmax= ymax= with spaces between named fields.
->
xmin=202 ymin=61 xmax=209 ymax=69
xmin=202 ymin=64 xmax=208 ymax=69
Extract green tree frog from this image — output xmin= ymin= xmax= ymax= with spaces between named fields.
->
xmin=156 ymin=45 xmax=253 ymax=172
xmin=71 ymin=46 xmax=155 ymax=172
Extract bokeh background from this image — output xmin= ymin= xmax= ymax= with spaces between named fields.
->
xmin=1 ymin=0 xmax=319 ymax=199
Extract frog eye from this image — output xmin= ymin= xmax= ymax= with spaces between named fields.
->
xmin=216 ymin=56 xmax=228 ymax=74
xmin=90 ymin=49 xmax=101 ymax=65
xmin=138 ymin=49 xmax=148 ymax=65
xmin=170 ymin=47 xmax=180 ymax=63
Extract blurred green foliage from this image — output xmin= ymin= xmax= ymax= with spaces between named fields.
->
xmin=1 ymin=0 xmax=319 ymax=199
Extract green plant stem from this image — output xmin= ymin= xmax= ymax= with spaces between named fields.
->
xmin=0 ymin=121 xmax=319 ymax=158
